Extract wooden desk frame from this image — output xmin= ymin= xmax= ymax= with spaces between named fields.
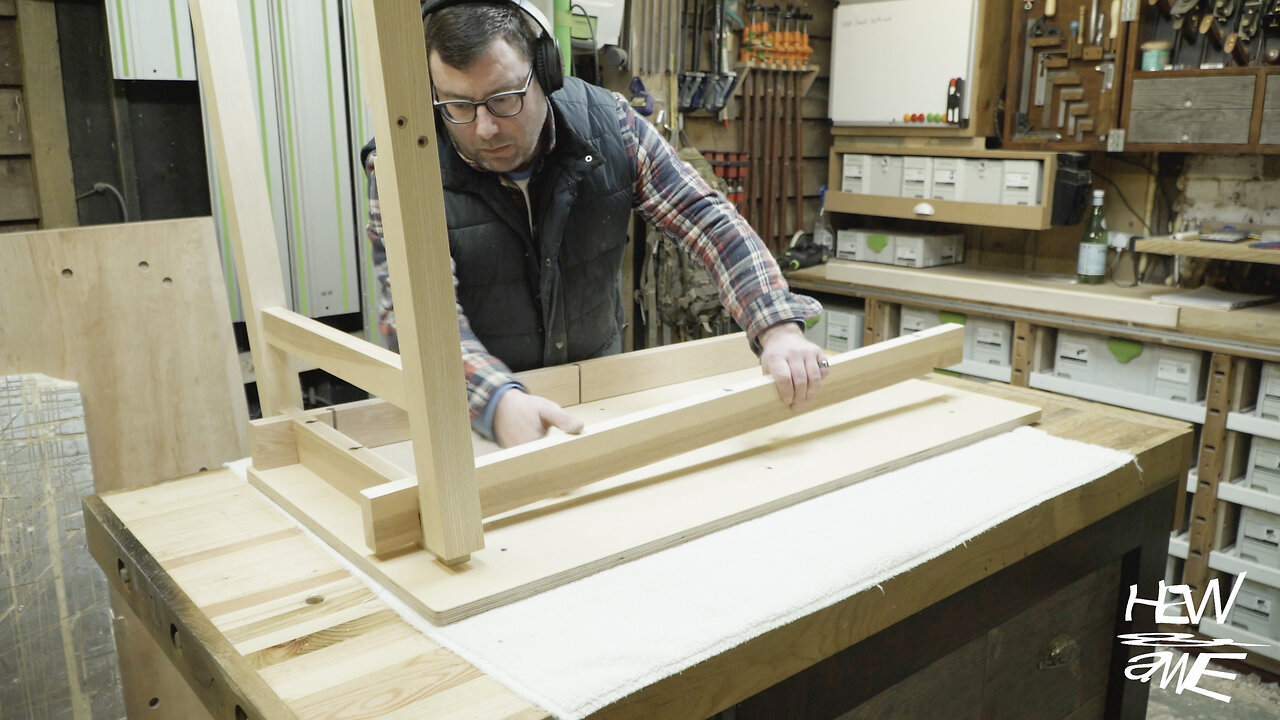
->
xmin=191 ymin=0 xmax=968 ymax=566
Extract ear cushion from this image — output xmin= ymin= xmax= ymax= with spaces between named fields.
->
xmin=534 ymin=35 xmax=564 ymax=94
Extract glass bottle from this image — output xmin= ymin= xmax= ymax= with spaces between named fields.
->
xmin=1076 ymin=189 xmax=1107 ymax=285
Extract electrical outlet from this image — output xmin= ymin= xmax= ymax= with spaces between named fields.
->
xmin=1107 ymin=231 xmax=1134 ymax=250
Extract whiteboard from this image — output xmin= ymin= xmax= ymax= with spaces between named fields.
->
xmin=829 ymin=0 xmax=979 ymax=127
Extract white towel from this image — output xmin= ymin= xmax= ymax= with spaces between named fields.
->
xmin=231 ymin=426 xmax=1134 ymax=719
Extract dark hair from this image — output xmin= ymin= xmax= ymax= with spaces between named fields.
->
xmin=424 ymin=3 xmax=536 ymax=69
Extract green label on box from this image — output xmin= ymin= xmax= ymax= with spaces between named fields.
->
xmin=1107 ymin=338 xmax=1144 ymax=364
xmin=867 ymin=235 xmax=889 ymax=253
xmin=939 ymin=311 xmax=966 ymax=325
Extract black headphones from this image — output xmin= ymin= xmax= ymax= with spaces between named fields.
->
xmin=420 ymin=0 xmax=564 ymax=95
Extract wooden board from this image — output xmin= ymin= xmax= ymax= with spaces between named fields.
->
xmin=15 ymin=0 xmax=75 ymax=227
xmin=824 ymin=260 xmax=1181 ymax=328
xmin=248 ymin=377 xmax=1040 ymax=624
xmin=0 ymin=218 xmax=249 ymax=491
xmin=0 ymin=375 xmax=125 ymax=719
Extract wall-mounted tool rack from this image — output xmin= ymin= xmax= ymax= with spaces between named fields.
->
xmin=1121 ymin=0 xmax=1280 ymax=152
xmin=1005 ymin=0 xmax=1134 ymax=151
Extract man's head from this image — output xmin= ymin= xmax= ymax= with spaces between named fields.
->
xmin=424 ymin=2 xmax=555 ymax=174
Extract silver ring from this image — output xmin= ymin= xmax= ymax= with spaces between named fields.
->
xmin=818 ymin=359 xmax=830 ymax=368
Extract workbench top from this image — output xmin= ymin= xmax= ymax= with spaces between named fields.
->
xmin=84 ymin=377 xmax=1191 ymax=720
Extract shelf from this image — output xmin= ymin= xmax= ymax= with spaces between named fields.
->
xmin=1227 ymin=412 xmax=1280 ymax=442
xmin=1208 ymin=546 xmax=1280 ymax=591
xmin=1198 ymin=620 xmax=1280 ymax=662
xmin=824 ymin=191 xmax=1050 ymax=230
xmin=1028 ymin=372 xmax=1206 ymax=424
xmin=1218 ymin=477 xmax=1280 ymax=517
xmin=822 ymin=261 xmax=1181 ymax=329
xmin=1133 ymin=238 xmax=1280 ymax=266
xmin=1169 ymin=530 xmax=1190 ymax=560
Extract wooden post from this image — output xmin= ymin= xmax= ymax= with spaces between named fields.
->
xmin=189 ymin=0 xmax=302 ymax=416
xmin=1183 ymin=353 xmax=1233 ymax=602
xmin=350 ymin=0 xmax=483 ymax=564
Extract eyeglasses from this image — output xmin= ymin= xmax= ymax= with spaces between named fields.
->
xmin=432 ymin=68 xmax=534 ymax=125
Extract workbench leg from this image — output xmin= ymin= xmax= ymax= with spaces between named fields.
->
xmin=110 ymin=588 xmax=216 ymax=720
xmin=1010 ymin=321 xmax=1035 ymax=388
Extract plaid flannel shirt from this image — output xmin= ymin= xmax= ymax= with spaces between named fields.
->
xmin=364 ymin=91 xmax=820 ymax=437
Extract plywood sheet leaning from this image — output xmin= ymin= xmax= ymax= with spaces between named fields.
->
xmin=0 ymin=374 xmax=125 ymax=719
xmin=0 ymin=218 xmax=249 ymax=492
xmin=250 ymin=375 xmax=1041 ymax=624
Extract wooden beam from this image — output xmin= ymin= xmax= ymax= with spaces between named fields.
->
xmin=293 ymin=414 xmax=409 ymax=502
xmin=15 ymin=0 xmax=75 ymax=228
xmin=350 ymin=0 xmax=483 ymax=564
xmin=189 ymin=0 xmax=302 ymax=416
xmin=358 ymin=325 xmax=965 ymax=551
xmin=261 ymin=307 xmax=406 ymax=409
xmin=249 ymin=408 xmax=334 ymax=470
xmin=576 ymin=334 xmax=760 ymax=403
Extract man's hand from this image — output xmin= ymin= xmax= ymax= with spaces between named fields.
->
xmin=493 ymin=389 xmax=585 ymax=448
xmin=758 ymin=322 xmax=829 ymax=411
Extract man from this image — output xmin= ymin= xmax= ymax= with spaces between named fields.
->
xmin=364 ymin=0 xmax=827 ymax=447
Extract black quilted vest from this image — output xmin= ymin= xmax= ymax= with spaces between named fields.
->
xmin=439 ymin=77 xmax=635 ymax=372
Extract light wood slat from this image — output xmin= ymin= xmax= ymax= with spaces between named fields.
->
xmin=1133 ymin=237 xmax=1280 ymax=266
xmin=357 ymin=326 xmax=965 ymax=551
xmin=350 ymin=0 xmax=483 ymax=565
xmin=252 ymin=376 xmax=1040 ymax=624
xmin=577 ymin=333 xmax=760 ymax=403
xmin=189 ymin=0 xmax=301 ymax=415
xmin=293 ymin=415 xmax=409 ymax=503
xmin=261 ymin=307 xmax=406 ymax=408
xmin=249 ymin=409 xmax=335 ymax=470
xmin=476 ymin=324 xmax=964 ymax=517
xmin=824 ymin=261 xmax=1180 ymax=328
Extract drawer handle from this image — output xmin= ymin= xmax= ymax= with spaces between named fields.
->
xmin=1184 ymin=98 xmax=1193 ymax=109
xmin=1181 ymin=134 xmax=1191 ymax=143
xmin=1038 ymin=634 xmax=1081 ymax=670
xmin=913 ymin=202 xmax=936 ymax=216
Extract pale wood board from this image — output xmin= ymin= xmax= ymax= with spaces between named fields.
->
xmin=350 ymin=0 xmax=482 ymax=563
xmin=0 ymin=375 xmax=124 ymax=719
xmin=250 ymin=377 xmax=1040 ymax=624
xmin=1134 ymin=237 xmax=1280 ymax=266
xmin=262 ymin=306 xmax=406 ymax=407
xmin=0 ymin=218 xmax=249 ymax=491
xmin=576 ymin=333 xmax=760 ymax=402
xmin=189 ymin=0 xmax=301 ymax=415
xmin=824 ymin=260 xmax=1181 ymax=328
xmin=15 ymin=0 xmax=74 ymax=227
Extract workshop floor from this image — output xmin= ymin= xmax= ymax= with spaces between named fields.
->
xmin=1145 ymin=651 xmax=1280 ymax=719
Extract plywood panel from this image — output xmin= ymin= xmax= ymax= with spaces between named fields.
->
xmin=0 ymin=218 xmax=249 ymax=491
xmin=0 ymin=155 xmax=37 ymax=221
xmin=249 ymin=378 xmax=1039 ymax=624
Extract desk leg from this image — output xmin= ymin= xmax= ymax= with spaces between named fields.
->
xmin=110 ymin=588 xmax=216 ymax=720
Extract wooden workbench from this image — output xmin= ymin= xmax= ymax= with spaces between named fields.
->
xmin=83 ymin=377 xmax=1191 ymax=720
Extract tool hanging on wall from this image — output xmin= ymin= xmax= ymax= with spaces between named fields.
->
xmin=1265 ymin=0 xmax=1280 ymax=64
xmin=678 ymin=0 xmax=707 ymax=112
xmin=1225 ymin=0 xmax=1266 ymax=64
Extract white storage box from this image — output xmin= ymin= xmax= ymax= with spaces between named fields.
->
xmin=1054 ymin=331 xmax=1206 ymax=402
xmin=841 ymin=153 xmax=870 ymax=194
xmin=894 ymin=232 xmax=964 ymax=268
xmin=1226 ymin=578 xmax=1280 ymax=641
xmin=825 ymin=305 xmax=865 ymax=353
xmin=805 ymin=312 xmax=828 ymax=349
xmin=1248 ymin=437 xmax=1280 ymax=496
xmin=856 ymin=232 xmax=896 ymax=264
xmin=901 ymin=156 xmax=934 ymax=199
xmin=899 ymin=305 xmax=941 ymax=335
xmin=864 ymin=156 xmax=904 ymax=197
xmin=959 ymin=159 xmax=1004 ymax=204
xmin=1001 ymin=159 xmax=1042 ymax=206
xmin=1259 ymin=363 xmax=1280 ymax=421
xmin=965 ymin=317 xmax=1013 ymax=368
xmin=931 ymin=158 xmax=960 ymax=201
xmin=1238 ymin=506 xmax=1280 ymax=569
xmin=835 ymin=229 xmax=860 ymax=261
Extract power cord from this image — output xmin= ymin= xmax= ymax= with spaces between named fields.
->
xmin=75 ymin=182 xmax=129 ymax=223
